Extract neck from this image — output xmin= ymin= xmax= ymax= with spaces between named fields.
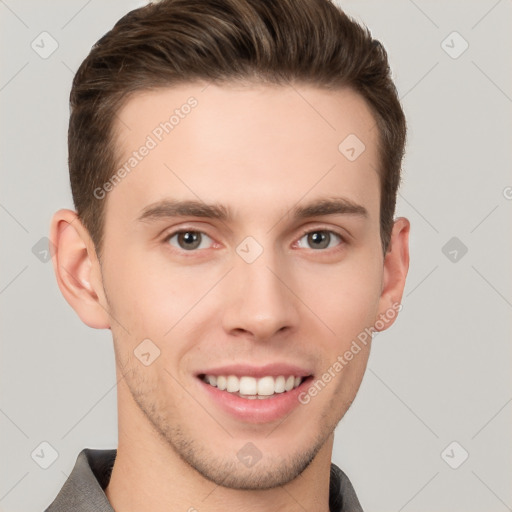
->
xmin=105 ymin=379 xmax=334 ymax=512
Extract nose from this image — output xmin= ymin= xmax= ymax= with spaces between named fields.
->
xmin=221 ymin=250 xmax=300 ymax=341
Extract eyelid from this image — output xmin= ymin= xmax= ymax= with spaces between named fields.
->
xmin=296 ymin=226 xmax=347 ymax=241
xmin=162 ymin=227 xmax=217 ymax=248
xmin=293 ymin=227 xmax=347 ymax=250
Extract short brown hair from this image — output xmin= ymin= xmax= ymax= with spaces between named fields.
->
xmin=69 ymin=0 xmax=406 ymax=258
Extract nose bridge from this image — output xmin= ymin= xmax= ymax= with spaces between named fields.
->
xmin=222 ymin=242 xmax=299 ymax=339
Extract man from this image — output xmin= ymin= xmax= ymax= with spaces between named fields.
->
xmin=46 ymin=0 xmax=409 ymax=510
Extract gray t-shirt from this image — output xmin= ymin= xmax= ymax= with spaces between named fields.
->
xmin=44 ymin=448 xmax=364 ymax=511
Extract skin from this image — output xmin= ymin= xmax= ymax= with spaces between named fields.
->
xmin=50 ymin=82 xmax=409 ymax=512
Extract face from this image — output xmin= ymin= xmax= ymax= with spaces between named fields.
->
xmin=96 ymin=82 xmax=400 ymax=489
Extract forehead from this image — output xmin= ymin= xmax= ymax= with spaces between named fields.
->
xmin=106 ymin=82 xmax=380 ymax=226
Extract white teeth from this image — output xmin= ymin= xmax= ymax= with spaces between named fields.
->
xmin=274 ymin=376 xmax=286 ymax=393
xmin=202 ymin=374 xmax=305 ymax=398
xmin=216 ymin=375 xmax=227 ymax=391
xmin=240 ymin=376 xmax=257 ymax=395
xmin=257 ymin=376 xmax=275 ymax=396
xmin=226 ymin=375 xmax=240 ymax=392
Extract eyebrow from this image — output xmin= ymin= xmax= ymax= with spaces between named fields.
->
xmin=136 ymin=197 xmax=368 ymax=223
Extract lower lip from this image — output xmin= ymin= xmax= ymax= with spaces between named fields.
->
xmin=197 ymin=376 xmax=313 ymax=424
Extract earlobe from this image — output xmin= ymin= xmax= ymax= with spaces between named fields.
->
xmin=375 ymin=217 xmax=410 ymax=331
xmin=49 ymin=209 xmax=111 ymax=329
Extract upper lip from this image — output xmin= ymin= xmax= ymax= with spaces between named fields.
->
xmin=196 ymin=363 xmax=313 ymax=379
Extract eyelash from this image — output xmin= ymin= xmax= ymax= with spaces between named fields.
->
xmin=162 ymin=227 xmax=347 ymax=255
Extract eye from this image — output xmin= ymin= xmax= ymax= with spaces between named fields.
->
xmin=165 ymin=230 xmax=214 ymax=251
xmin=296 ymin=229 xmax=344 ymax=250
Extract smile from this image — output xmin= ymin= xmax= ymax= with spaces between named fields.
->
xmin=200 ymin=374 xmax=304 ymax=399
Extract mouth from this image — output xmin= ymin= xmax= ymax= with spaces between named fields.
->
xmin=195 ymin=366 xmax=314 ymax=423
xmin=199 ymin=373 xmax=308 ymax=399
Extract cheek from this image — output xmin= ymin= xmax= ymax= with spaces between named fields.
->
xmin=103 ymin=248 xmax=223 ymax=364
xmin=102 ymin=255 xmax=166 ymax=346
xmin=295 ymin=256 xmax=383 ymax=343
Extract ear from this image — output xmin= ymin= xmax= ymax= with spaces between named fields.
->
xmin=375 ymin=217 xmax=410 ymax=332
xmin=49 ymin=209 xmax=111 ymax=329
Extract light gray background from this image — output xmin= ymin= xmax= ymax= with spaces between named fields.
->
xmin=1 ymin=1 xmax=511 ymax=511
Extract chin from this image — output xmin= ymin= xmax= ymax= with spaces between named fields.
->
xmin=192 ymin=450 xmax=319 ymax=490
